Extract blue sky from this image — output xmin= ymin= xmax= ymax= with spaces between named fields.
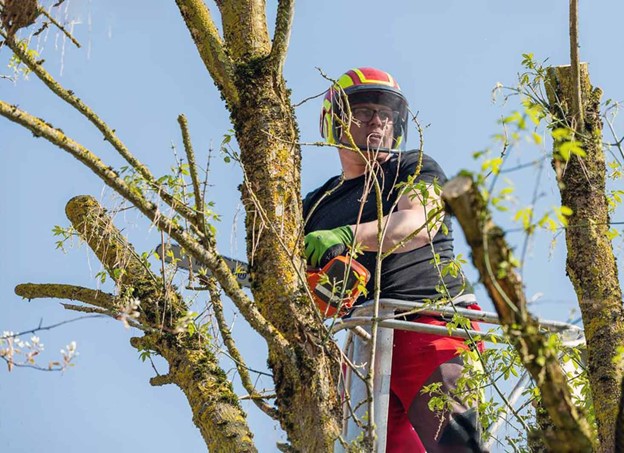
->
xmin=1 ymin=1 xmax=623 ymax=451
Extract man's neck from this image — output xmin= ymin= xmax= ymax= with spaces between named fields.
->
xmin=338 ymin=148 xmax=391 ymax=180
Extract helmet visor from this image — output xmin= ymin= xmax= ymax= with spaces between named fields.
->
xmin=339 ymin=87 xmax=409 ymax=151
xmin=347 ymin=89 xmax=406 ymax=112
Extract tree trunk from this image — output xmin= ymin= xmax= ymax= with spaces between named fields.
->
xmin=545 ymin=64 xmax=624 ymax=452
xmin=231 ymin=62 xmax=342 ymax=452
xmin=174 ymin=1 xmax=344 ymax=447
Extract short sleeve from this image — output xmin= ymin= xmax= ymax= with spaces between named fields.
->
xmin=398 ymin=151 xmax=447 ymax=186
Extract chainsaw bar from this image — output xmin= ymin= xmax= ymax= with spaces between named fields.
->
xmin=155 ymin=244 xmax=251 ymax=288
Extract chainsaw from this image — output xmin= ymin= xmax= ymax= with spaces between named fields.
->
xmin=155 ymin=244 xmax=370 ymax=318
xmin=306 ymin=255 xmax=370 ymax=317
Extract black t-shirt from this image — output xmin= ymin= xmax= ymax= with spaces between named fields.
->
xmin=303 ymin=150 xmax=471 ymax=304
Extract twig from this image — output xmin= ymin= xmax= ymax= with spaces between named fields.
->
xmin=177 ymin=114 xmax=206 ymax=234
xmin=37 ymin=5 xmax=80 ymax=48
xmin=209 ymin=278 xmax=279 ymax=420
xmin=2 ymin=314 xmax=104 ymax=339
xmin=292 ymin=89 xmax=325 ymax=108
xmin=519 ymin=158 xmax=546 ymax=281
xmin=0 ymin=356 xmax=63 ymax=372
xmin=499 ymin=156 xmax=549 ymax=173
xmin=173 ymin=0 xmax=239 ymax=106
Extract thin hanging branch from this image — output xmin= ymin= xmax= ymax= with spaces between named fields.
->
xmin=208 ymin=278 xmax=280 ymax=420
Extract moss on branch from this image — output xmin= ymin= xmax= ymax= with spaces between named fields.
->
xmin=268 ymin=0 xmax=295 ymax=75
xmin=174 ymin=0 xmax=239 ymax=107
xmin=15 ymin=283 xmax=116 ymax=309
xmin=217 ymin=0 xmax=271 ymax=62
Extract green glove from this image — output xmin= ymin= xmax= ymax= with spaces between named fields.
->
xmin=304 ymin=226 xmax=354 ymax=268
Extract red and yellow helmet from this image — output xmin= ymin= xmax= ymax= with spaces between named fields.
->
xmin=320 ymin=67 xmax=409 ymax=151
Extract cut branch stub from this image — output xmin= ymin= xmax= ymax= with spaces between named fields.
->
xmin=442 ymin=175 xmax=526 ymax=325
xmin=15 ymin=283 xmax=116 ymax=310
xmin=544 ymin=64 xmax=593 ymax=132
xmin=65 ymin=195 xmax=154 ymax=288
xmin=64 ymin=195 xmax=185 ymax=327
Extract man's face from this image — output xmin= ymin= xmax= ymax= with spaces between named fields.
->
xmin=343 ymin=103 xmax=396 ymax=151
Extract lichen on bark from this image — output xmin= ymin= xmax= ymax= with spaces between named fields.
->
xmin=545 ymin=64 xmax=624 ymax=452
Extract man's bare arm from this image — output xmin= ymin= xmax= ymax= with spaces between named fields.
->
xmin=351 ymin=185 xmax=443 ymax=254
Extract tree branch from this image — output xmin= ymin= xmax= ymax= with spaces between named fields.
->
xmin=37 ymin=5 xmax=81 ymax=48
xmin=174 ymin=0 xmax=239 ymax=107
xmin=15 ymin=283 xmax=116 ymax=310
xmin=217 ymin=0 xmax=271 ymax=61
xmin=0 ymin=32 xmax=201 ymax=230
xmin=269 ymin=0 xmax=295 ymax=75
xmin=569 ymin=0 xmax=584 ymax=129
xmin=177 ymin=114 xmax=206 ymax=234
xmin=65 ymin=196 xmax=158 ymax=288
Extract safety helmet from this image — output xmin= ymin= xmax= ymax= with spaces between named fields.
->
xmin=320 ymin=67 xmax=409 ymax=151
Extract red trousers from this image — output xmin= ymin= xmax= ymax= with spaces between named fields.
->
xmin=385 ymin=306 xmax=483 ymax=452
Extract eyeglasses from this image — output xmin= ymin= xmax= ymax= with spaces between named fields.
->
xmin=351 ymin=107 xmax=398 ymax=124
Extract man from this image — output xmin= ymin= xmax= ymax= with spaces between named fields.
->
xmin=303 ymin=67 xmax=485 ymax=452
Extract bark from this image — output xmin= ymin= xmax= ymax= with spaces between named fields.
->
xmin=63 ymin=196 xmax=257 ymax=453
xmin=231 ymin=58 xmax=342 ymax=453
xmin=443 ymin=176 xmax=595 ymax=451
xmin=545 ymin=64 xmax=624 ymax=453
xmin=176 ymin=2 xmax=343 ymax=450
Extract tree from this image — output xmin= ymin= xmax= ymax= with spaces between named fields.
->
xmin=1 ymin=1 xmax=623 ymax=452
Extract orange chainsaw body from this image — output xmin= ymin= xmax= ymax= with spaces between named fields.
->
xmin=306 ymin=255 xmax=371 ymax=318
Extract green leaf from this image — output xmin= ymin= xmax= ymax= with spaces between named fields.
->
xmin=551 ymin=128 xmax=572 ymax=141
xmin=558 ymin=141 xmax=586 ymax=160
xmin=481 ymin=157 xmax=504 ymax=175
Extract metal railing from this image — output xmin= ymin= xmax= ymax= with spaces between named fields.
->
xmin=334 ymin=299 xmax=585 ymax=452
